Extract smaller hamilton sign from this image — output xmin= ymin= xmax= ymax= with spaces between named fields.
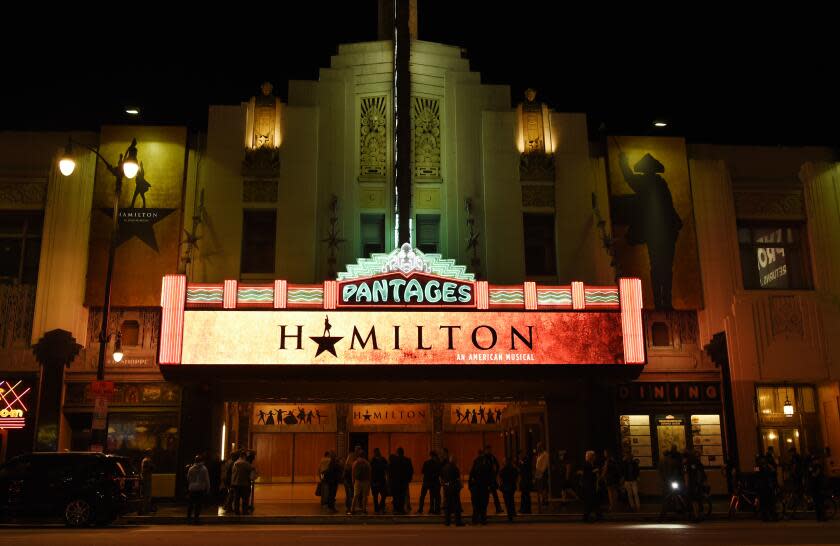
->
xmin=99 ymin=163 xmax=175 ymax=252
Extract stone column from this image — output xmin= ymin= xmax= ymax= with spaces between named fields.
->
xmin=31 ymin=329 xmax=81 ymax=451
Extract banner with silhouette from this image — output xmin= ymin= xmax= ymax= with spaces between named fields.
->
xmin=252 ymin=403 xmax=336 ymax=432
xmin=446 ymin=403 xmax=507 ymax=430
xmin=607 ymin=137 xmax=702 ymax=310
xmin=85 ymin=126 xmax=187 ymax=307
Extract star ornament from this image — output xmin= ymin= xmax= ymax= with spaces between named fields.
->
xmin=309 ymin=335 xmax=344 ymax=358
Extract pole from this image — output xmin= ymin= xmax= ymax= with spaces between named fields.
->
xmin=90 ymin=157 xmax=124 ymax=451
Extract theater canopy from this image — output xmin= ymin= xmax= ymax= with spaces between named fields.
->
xmin=159 ymin=245 xmax=644 ymax=367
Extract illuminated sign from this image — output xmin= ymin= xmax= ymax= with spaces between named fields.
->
xmin=179 ymin=309 xmax=625 ymax=365
xmin=159 ymin=247 xmax=646 ymax=366
xmin=338 ymin=271 xmax=474 ymax=308
xmin=448 ymin=403 xmax=508 ymax=426
xmin=0 ymin=380 xmax=30 ymax=430
xmin=252 ymin=403 xmax=335 ymax=432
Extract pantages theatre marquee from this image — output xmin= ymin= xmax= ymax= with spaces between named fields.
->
xmin=158 ymin=245 xmax=646 ymax=475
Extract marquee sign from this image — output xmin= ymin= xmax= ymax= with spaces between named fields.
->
xmin=0 ymin=380 xmax=30 ymax=430
xmin=159 ymin=247 xmax=645 ymax=366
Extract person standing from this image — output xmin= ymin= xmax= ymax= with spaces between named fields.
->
xmin=518 ymin=449 xmax=533 ymax=514
xmin=186 ymin=455 xmax=210 ymax=524
xmin=351 ymin=451 xmax=372 ymax=514
xmin=343 ymin=445 xmax=361 ymax=515
xmin=581 ymin=450 xmax=602 ymax=523
xmin=498 ymin=456 xmax=519 ymax=522
xmin=221 ymin=450 xmax=238 ymax=512
xmin=485 ymin=445 xmax=504 ymax=514
xmin=535 ymin=443 xmax=549 ymax=509
xmin=389 ymin=447 xmax=411 ymax=514
xmin=231 ymin=451 xmax=254 ymax=515
xmin=621 ymin=450 xmax=641 ymax=512
xmin=139 ymin=449 xmax=155 ymax=515
xmin=318 ymin=451 xmax=333 ymax=510
xmin=469 ymin=450 xmax=494 ymax=525
xmin=440 ymin=455 xmax=465 ymax=526
xmin=809 ymin=451 xmax=828 ymax=521
xmin=418 ymin=451 xmax=441 ymax=514
xmin=601 ymin=449 xmax=621 ymax=512
xmin=370 ymin=448 xmax=389 ymax=514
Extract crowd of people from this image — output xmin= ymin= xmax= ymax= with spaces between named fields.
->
xmin=158 ymin=441 xmax=837 ymax=524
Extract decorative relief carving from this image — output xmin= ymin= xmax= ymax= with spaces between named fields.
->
xmin=411 ymin=97 xmax=441 ymax=181
xmin=521 ymin=185 xmax=555 ymax=207
xmin=734 ymin=190 xmax=804 ymax=219
xmin=243 ymin=180 xmax=278 ymax=203
xmin=671 ymin=310 xmax=699 ymax=345
xmin=0 ymin=284 xmax=36 ymax=349
xmin=84 ymin=308 xmax=160 ymax=368
xmin=359 ymin=96 xmax=387 ymax=181
xmin=242 ymin=147 xmax=281 ymax=178
xmin=519 ymin=153 xmax=556 ymax=182
xmin=770 ymin=296 xmax=804 ymax=337
xmin=0 ymin=181 xmax=47 ymax=206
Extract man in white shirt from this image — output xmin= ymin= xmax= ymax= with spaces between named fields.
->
xmin=534 ymin=443 xmax=550 ymax=509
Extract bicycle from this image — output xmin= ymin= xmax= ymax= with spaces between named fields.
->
xmin=660 ymin=480 xmax=709 ymax=522
xmin=782 ymin=488 xmax=838 ymax=520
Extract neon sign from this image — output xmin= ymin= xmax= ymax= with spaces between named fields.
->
xmin=159 ymin=247 xmax=646 ymax=366
xmin=0 ymin=380 xmax=30 ymax=429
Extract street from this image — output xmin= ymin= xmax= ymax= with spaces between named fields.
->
xmin=2 ymin=522 xmax=840 ymax=546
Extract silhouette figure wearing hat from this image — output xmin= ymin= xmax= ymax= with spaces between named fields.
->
xmin=618 ymin=152 xmax=682 ymax=309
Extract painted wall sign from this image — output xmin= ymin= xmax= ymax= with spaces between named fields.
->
xmin=252 ymin=403 xmax=336 ymax=432
xmin=178 ymin=309 xmax=625 ymax=365
xmin=0 ymin=380 xmax=30 ymax=429
xmin=351 ymin=404 xmax=430 ymax=428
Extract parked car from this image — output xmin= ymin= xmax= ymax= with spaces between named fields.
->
xmin=0 ymin=452 xmax=141 ymax=526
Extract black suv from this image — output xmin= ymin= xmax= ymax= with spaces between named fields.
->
xmin=0 ymin=452 xmax=141 ymax=526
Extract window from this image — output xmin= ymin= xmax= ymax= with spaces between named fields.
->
xmin=361 ymin=214 xmax=385 ymax=256
xmin=416 ymin=214 xmax=440 ymax=254
xmin=121 ymin=320 xmax=140 ymax=346
xmin=523 ymin=213 xmax=556 ymax=276
xmin=241 ymin=210 xmax=276 ymax=274
xmin=738 ymin=223 xmax=811 ymax=289
xmin=756 ymin=385 xmax=816 ymax=416
xmin=0 ymin=212 xmax=42 ymax=285
xmin=651 ymin=322 xmax=671 ymax=347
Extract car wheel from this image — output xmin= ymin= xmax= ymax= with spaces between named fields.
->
xmin=64 ymin=499 xmax=93 ymax=527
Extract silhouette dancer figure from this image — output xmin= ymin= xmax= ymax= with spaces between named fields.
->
xmin=130 ymin=162 xmax=152 ymax=208
xmin=323 ymin=315 xmax=332 ymax=337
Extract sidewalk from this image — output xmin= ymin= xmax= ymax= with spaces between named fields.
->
xmin=122 ymin=484 xmax=739 ymax=525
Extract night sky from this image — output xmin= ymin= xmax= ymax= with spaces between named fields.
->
xmin=2 ymin=2 xmax=836 ymax=147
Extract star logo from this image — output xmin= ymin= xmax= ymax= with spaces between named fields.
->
xmin=308 ymin=335 xmax=343 ymax=358
xmin=363 ymin=411 xmax=372 ymax=421
xmin=100 ymin=207 xmax=176 ymax=252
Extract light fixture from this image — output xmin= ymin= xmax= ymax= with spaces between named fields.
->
xmin=122 ymin=139 xmax=139 ymax=179
xmin=783 ymin=385 xmax=794 ymax=417
xmin=767 ymin=432 xmax=777 ymax=440
xmin=59 ymin=140 xmax=76 ymax=176
xmin=654 ymin=121 xmax=668 ymax=128
xmin=112 ymin=331 xmax=124 ymax=363
xmin=125 ymin=107 xmax=140 ymax=115
xmin=221 ymin=423 xmax=227 ymax=460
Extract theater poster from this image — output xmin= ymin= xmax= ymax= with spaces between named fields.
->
xmin=607 ymin=136 xmax=702 ymax=310
xmin=85 ymin=126 xmax=186 ymax=307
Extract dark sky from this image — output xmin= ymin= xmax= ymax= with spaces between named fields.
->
xmin=2 ymin=2 xmax=837 ymax=147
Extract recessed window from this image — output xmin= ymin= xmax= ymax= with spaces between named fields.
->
xmin=651 ymin=322 xmax=671 ymax=347
xmin=523 ymin=213 xmax=556 ymax=276
xmin=361 ymin=214 xmax=385 ymax=256
xmin=121 ymin=320 xmax=140 ymax=346
xmin=416 ymin=214 xmax=440 ymax=254
xmin=0 ymin=211 xmax=42 ymax=285
xmin=738 ymin=223 xmax=811 ymax=290
xmin=241 ymin=210 xmax=276 ymax=274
